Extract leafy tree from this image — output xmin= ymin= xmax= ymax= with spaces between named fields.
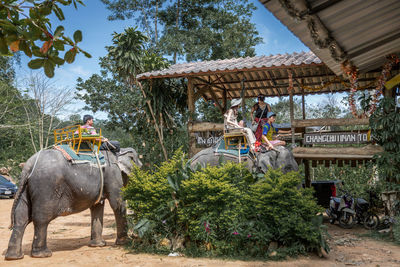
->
xmin=370 ymin=97 xmax=400 ymax=192
xmin=0 ymin=0 xmax=91 ymax=77
xmin=101 ymin=0 xmax=262 ymax=63
xmin=307 ymin=94 xmax=343 ymax=119
xmin=196 ymin=99 xmax=224 ymax=123
xmin=0 ymin=56 xmax=34 ymax=177
xmin=270 ymin=97 xmax=302 ymax=123
xmin=77 ymin=28 xmax=188 ymax=164
xmin=101 ymin=0 xmax=166 ymax=45
xmin=20 ymin=72 xmax=75 ymax=151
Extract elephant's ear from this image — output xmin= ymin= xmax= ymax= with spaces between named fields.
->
xmin=119 ymin=147 xmax=143 ymax=169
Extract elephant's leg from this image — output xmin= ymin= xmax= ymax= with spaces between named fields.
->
xmin=108 ymin=194 xmax=128 ymax=245
xmin=31 ymin=221 xmax=52 ymax=258
xmin=89 ymin=201 xmax=106 ymax=247
xmin=5 ymin=197 xmax=31 ymax=260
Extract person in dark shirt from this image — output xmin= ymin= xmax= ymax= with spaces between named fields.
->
xmin=251 ymin=94 xmax=272 ymax=141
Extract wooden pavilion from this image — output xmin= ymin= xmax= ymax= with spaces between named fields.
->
xmin=137 ymin=51 xmax=399 ymax=187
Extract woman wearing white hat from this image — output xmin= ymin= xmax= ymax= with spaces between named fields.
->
xmin=224 ymin=98 xmax=256 ymax=151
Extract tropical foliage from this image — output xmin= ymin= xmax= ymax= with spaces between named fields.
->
xmin=101 ymin=0 xmax=262 ymax=62
xmin=123 ymin=149 xmax=328 ymax=258
xmin=0 ymin=0 xmax=91 ymax=77
xmin=370 ymin=97 xmax=400 ymax=191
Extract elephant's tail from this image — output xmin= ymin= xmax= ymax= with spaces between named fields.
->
xmin=9 ymin=151 xmax=41 ymax=230
xmin=9 ymin=169 xmax=30 ymax=230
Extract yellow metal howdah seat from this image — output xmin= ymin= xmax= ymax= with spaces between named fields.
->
xmin=223 ymin=128 xmax=249 ymax=150
xmin=54 ymin=125 xmax=102 ymax=154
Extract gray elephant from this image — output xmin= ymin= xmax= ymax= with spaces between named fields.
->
xmin=190 ymin=140 xmax=298 ymax=173
xmin=5 ymin=147 xmax=142 ymax=260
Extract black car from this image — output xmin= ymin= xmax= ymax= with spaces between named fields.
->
xmin=0 ymin=175 xmax=18 ymax=198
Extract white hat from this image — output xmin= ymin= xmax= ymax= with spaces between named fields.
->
xmin=230 ymin=98 xmax=242 ymax=107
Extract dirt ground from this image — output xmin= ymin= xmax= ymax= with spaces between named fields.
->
xmin=1 ymin=199 xmax=399 ymax=267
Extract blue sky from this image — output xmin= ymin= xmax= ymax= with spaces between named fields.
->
xmin=17 ymin=0 xmax=318 ymax=119
xmin=18 ymin=1 xmax=309 ymax=85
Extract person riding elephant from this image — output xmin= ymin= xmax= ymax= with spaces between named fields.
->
xmin=224 ymin=98 xmax=257 ymax=151
xmin=79 ymin=114 xmax=120 ymax=152
xmin=5 ymin=147 xmax=141 ymax=260
xmin=261 ymin=112 xmax=291 ymax=150
xmin=251 ymin=94 xmax=272 ymax=141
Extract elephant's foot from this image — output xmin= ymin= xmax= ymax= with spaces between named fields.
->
xmin=5 ymin=248 xmax=24 ymax=260
xmin=115 ymin=236 xmax=128 ymax=246
xmin=31 ymin=247 xmax=52 ymax=258
xmin=89 ymin=239 xmax=106 ymax=247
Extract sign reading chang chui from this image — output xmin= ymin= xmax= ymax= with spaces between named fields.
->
xmin=303 ymin=132 xmax=370 ymax=145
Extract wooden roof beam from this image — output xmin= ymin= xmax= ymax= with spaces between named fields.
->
xmin=207 ymin=85 xmax=224 ymax=113
xmin=265 ymin=70 xmax=281 ymax=97
xmin=193 ymin=76 xmax=225 ymax=91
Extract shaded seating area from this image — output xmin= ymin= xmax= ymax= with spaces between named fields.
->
xmin=137 ymin=50 xmax=399 ymax=186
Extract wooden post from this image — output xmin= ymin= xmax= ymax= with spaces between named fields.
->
xmin=301 ymin=86 xmax=311 ymax=187
xmin=188 ymin=77 xmax=196 ymax=157
xmin=289 ymin=73 xmax=295 ymax=146
xmin=304 ymin=160 xmax=311 ymax=187
xmin=302 ymin=87 xmax=306 ymax=120
xmin=223 ymin=89 xmax=227 ymax=113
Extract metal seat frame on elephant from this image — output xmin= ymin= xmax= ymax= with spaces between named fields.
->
xmin=54 ymin=125 xmax=102 ymax=154
xmin=223 ymin=128 xmax=250 ymax=152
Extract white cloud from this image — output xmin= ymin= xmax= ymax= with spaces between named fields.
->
xmin=69 ymin=65 xmax=92 ymax=78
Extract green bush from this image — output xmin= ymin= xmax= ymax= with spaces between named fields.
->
xmin=123 ymin=149 xmax=328 ymax=258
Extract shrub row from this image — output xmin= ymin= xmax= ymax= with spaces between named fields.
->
xmin=123 ymin=149 xmax=328 ymax=259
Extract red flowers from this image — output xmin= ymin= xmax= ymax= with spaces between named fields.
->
xmin=204 ymin=222 xmax=211 ymax=233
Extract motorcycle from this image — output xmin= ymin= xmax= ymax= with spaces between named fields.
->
xmin=326 ymin=189 xmax=380 ymax=229
xmin=326 ymin=190 xmax=356 ymax=229
xmin=354 ymin=193 xmax=380 ymax=230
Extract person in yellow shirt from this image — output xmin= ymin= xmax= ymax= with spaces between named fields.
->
xmin=261 ymin=112 xmax=291 ymax=150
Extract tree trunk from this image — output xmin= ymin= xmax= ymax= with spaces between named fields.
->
xmin=134 ymin=81 xmax=168 ymax=161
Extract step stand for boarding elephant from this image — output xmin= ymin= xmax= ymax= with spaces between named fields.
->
xmin=5 ymin=147 xmax=141 ymax=260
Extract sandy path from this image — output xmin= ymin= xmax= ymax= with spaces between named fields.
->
xmin=1 ymin=198 xmax=399 ymax=267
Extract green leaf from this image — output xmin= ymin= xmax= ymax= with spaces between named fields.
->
xmin=73 ymin=30 xmax=82 ymax=43
xmin=52 ymin=56 xmax=65 ymax=65
xmin=167 ymin=175 xmax=178 ymax=192
xmin=19 ymin=40 xmax=32 ymax=57
xmin=28 ymin=58 xmax=44 ymax=69
xmin=64 ymin=48 xmax=76 ymax=63
xmin=53 ymin=4 xmax=65 ymax=20
xmin=54 ymin=26 xmax=64 ymax=38
xmin=0 ymin=37 xmax=9 ymax=54
xmin=81 ymin=50 xmax=91 ymax=58
xmin=31 ymin=46 xmax=43 ymax=57
xmin=39 ymin=6 xmax=52 ymax=16
xmin=53 ymin=40 xmax=65 ymax=50
xmin=44 ymin=59 xmax=55 ymax=78
xmin=133 ymin=218 xmax=153 ymax=238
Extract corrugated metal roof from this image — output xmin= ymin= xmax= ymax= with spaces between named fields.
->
xmin=259 ymin=0 xmax=400 ymax=75
xmin=137 ymin=51 xmax=322 ymax=79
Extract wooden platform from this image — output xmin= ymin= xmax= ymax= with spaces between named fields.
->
xmin=292 ymin=144 xmax=383 ymax=160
